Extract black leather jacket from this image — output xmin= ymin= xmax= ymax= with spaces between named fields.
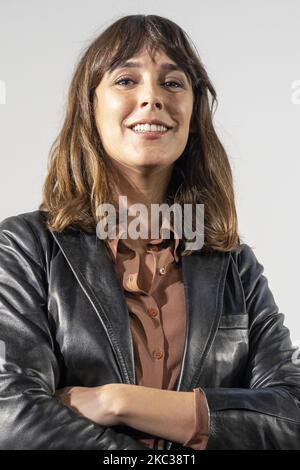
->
xmin=0 ymin=210 xmax=299 ymax=450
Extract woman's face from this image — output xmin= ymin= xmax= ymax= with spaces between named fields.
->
xmin=93 ymin=47 xmax=195 ymax=172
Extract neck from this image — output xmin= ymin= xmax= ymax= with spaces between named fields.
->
xmin=107 ymin=160 xmax=175 ymax=240
xmin=109 ymin=160 xmax=174 ymax=208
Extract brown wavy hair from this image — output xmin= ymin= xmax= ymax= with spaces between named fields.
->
xmin=39 ymin=14 xmax=242 ymax=253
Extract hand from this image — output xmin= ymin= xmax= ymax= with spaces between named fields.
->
xmin=54 ymin=383 xmax=124 ymax=427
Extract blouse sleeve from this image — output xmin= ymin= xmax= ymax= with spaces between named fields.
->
xmin=182 ymin=387 xmax=210 ymax=450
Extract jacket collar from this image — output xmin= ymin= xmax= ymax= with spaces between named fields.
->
xmin=50 ymin=227 xmax=231 ymax=392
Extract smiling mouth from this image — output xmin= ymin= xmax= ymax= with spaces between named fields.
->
xmin=129 ymin=128 xmax=171 ymax=138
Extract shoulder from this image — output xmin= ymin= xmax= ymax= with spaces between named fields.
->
xmin=230 ymin=242 xmax=268 ymax=305
xmin=0 ymin=209 xmax=48 ymax=233
xmin=230 ymin=243 xmax=263 ymax=276
xmin=0 ymin=210 xmax=52 ymax=267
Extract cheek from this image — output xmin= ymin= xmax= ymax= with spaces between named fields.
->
xmin=95 ymin=90 xmax=128 ymax=124
xmin=171 ymin=98 xmax=193 ymax=124
xmin=104 ymin=91 xmax=132 ymax=117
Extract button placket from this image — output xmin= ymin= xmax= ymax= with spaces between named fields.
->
xmin=143 ymin=296 xmax=160 ymax=320
xmin=148 ymin=307 xmax=159 ymax=318
xmin=142 ymin=297 xmax=164 ymax=382
xmin=152 ymin=349 xmax=164 ymax=360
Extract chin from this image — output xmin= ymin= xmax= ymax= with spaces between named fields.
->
xmin=137 ymin=161 xmax=166 ymax=170
xmin=134 ymin=155 xmax=170 ymax=166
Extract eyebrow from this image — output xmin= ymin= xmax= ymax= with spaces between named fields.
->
xmin=109 ymin=61 xmax=186 ymax=75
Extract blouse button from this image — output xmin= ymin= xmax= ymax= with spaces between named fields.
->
xmin=159 ymin=266 xmax=167 ymax=275
xmin=153 ymin=350 xmax=163 ymax=360
xmin=148 ymin=307 xmax=158 ymax=317
xmin=148 ymin=245 xmax=159 ymax=252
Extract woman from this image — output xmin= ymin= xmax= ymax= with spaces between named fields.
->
xmin=0 ymin=14 xmax=299 ymax=450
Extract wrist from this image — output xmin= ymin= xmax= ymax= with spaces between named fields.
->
xmin=103 ymin=383 xmax=131 ymax=423
xmin=113 ymin=384 xmax=134 ymax=425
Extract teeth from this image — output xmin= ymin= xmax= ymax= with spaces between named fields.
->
xmin=131 ymin=123 xmax=168 ymax=132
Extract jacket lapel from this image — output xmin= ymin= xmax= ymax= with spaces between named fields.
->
xmin=177 ymin=249 xmax=231 ymax=391
xmin=51 ymin=227 xmax=136 ymax=385
xmin=50 ymin=227 xmax=231 ymax=392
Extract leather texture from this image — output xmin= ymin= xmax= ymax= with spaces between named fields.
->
xmin=0 ymin=210 xmax=299 ymax=450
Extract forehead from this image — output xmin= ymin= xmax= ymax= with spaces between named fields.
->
xmin=107 ymin=48 xmax=186 ymax=76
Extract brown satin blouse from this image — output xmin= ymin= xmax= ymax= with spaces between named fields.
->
xmin=105 ymin=221 xmax=209 ymax=450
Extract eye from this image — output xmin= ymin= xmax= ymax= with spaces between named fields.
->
xmin=114 ymin=77 xmax=183 ymax=88
xmin=164 ymin=81 xmax=183 ymax=88
xmin=114 ymin=77 xmax=134 ymax=86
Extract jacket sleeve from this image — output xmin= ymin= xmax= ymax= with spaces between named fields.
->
xmin=201 ymin=243 xmax=300 ymax=449
xmin=0 ymin=215 xmax=148 ymax=450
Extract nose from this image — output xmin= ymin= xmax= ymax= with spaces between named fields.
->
xmin=141 ymin=99 xmax=162 ymax=110
xmin=139 ymin=81 xmax=163 ymax=110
